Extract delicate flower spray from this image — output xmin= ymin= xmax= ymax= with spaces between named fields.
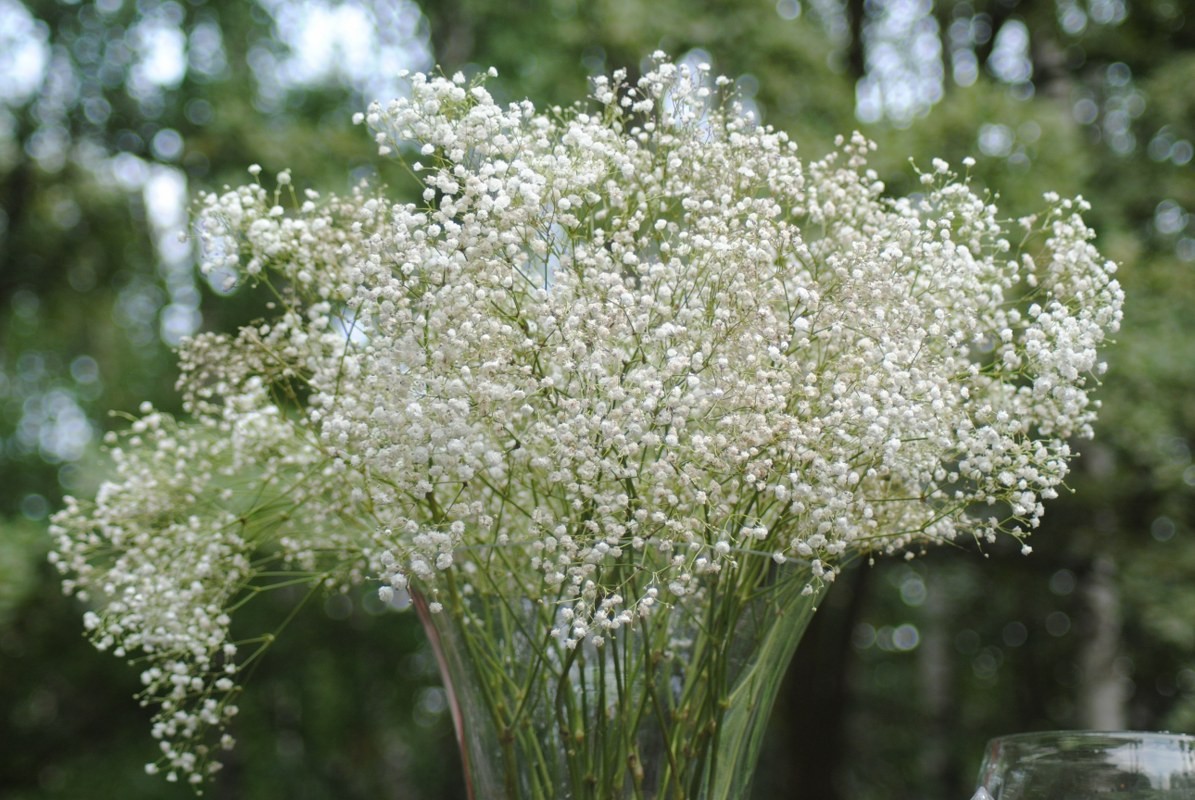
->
xmin=51 ymin=54 xmax=1122 ymax=797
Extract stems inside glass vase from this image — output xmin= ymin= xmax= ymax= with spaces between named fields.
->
xmin=413 ymin=549 xmax=829 ymax=800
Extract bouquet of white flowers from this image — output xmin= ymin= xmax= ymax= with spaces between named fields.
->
xmin=51 ymin=54 xmax=1122 ymax=797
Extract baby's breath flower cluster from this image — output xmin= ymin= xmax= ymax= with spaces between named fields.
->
xmin=51 ymin=53 xmax=1122 ymax=791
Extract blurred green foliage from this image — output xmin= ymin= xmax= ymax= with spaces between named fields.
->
xmin=2 ymin=1 xmax=1194 ymax=798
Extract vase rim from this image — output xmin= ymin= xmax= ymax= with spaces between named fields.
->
xmin=986 ymin=730 xmax=1195 ymax=747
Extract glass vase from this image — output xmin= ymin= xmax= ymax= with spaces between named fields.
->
xmin=413 ymin=550 xmax=828 ymax=800
xmin=972 ymin=731 xmax=1195 ymax=799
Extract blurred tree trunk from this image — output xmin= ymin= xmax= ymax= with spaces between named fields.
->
xmin=919 ymin=569 xmax=961 ymax=797
xmin=766 ymin=563 xmax=869 ymax=800
xmin=974 ymin=0 xmax=1015 ymax=71
xmin=1030 ymin=33 xmax=1071 ymax=100
xmin=1078 ymin=557 xmax=1129 ymax=729
xmin=0 ymin=116 xmax=34 ymax=300
xmin=426 ymin=0 xmax=477 ymax=67
xmin=845 ymin=0 xmax=866 ymax=80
